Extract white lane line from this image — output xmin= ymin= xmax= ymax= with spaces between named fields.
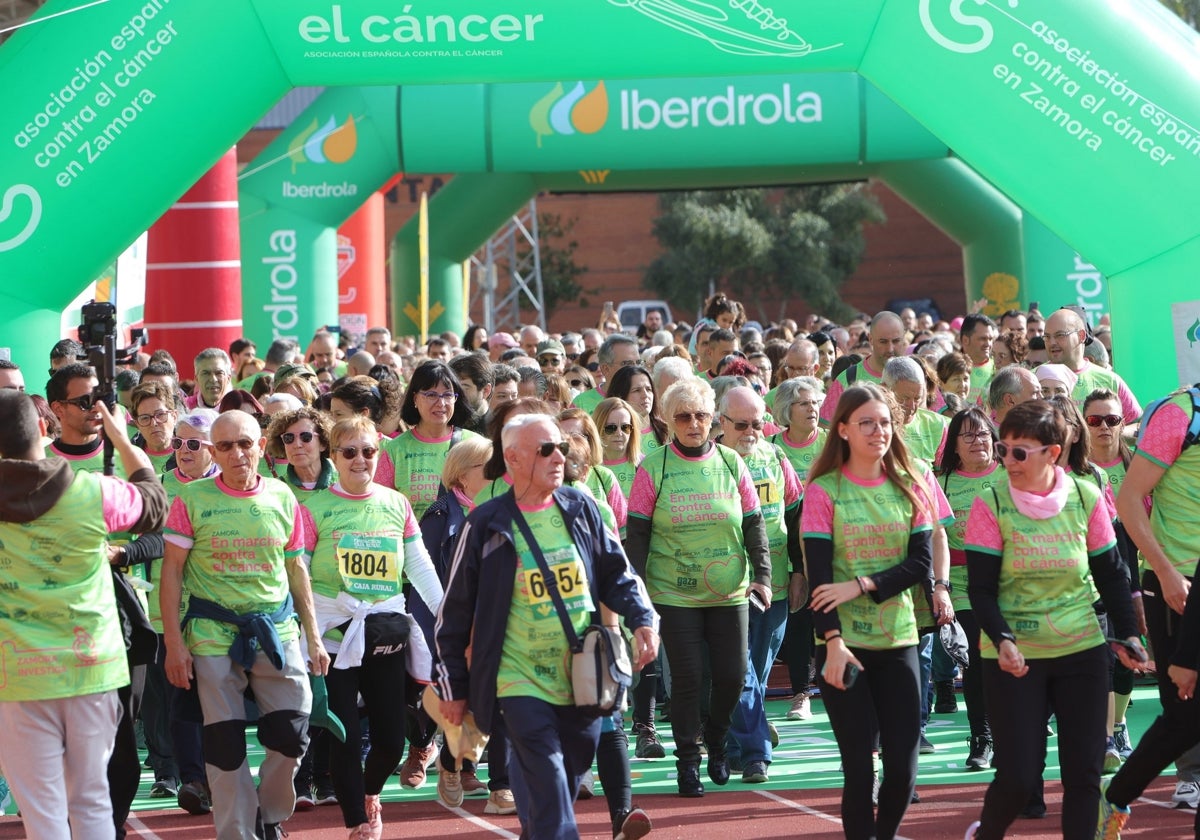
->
xmin=754 ymin=789 xmax=912 ymax=840
xmin=438 ymin=800 xmax=520 ymax=838
xmin=127 ymin=814 xmax=165 ymax=840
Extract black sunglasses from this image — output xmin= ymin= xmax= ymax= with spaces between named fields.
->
xmin=537 ymin=441 xmax=570 ymax=458
xmin=281 ymin=431 xmax=316 ymax=445
xmin=723 ymin=415 xmax=764 ymax=432
xmin=602 ymin=423 xmax=633 ymax=435
xmin=60 ymin=394 xmax=96 ymax=410
xmin=1085 ymin=414 xmax=1121 ymax=428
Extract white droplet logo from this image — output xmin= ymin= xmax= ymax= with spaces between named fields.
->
xmin=0 ymin=184 xmax=42 ymax=253
xmin=919 ymin=0 xmax=1018 ymax=55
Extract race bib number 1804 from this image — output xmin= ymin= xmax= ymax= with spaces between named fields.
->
xmin=337 ymin=533 xmax=400 ymax=597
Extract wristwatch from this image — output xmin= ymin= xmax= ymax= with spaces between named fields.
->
xmin=933 ymin=578 xmax=952 ymax=592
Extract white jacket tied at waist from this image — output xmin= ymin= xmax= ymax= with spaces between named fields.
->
xmin=310 ymin=590 xmax=432 ymax=680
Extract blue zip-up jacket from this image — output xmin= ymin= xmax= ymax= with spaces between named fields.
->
xmin=433 ymin=485 xmax=655 ymax=734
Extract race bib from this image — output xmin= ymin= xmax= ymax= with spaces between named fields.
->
xmin=337 ymin=533 xmax=400 ymax=597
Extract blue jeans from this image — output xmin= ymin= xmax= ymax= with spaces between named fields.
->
xmin=918 ymin=632 xmax=933 ymax=728
xmin=728 ymin=600 xmax=788 ymax=765
xmin=500 ymin=696 xmax=600 ymax=840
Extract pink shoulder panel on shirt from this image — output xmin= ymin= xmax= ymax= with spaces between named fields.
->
xmin=99 ymin=474 xmax=145 ymax=533
xmin=800 ymin=481 xmax=834 ymax=535
xmin=628 ymin=467 xmax=657 ymax=518
xmin=286 ymin=504 xmax=304 ymax=552
xmin=165 ymin=495 xmax=194 ymax=539
xmin=607 ymin=481 xmax=628 ymax=529
xmin=299 ymin=505 xmax=318 ymax=553
xmin=1087 ymin=494 xmax=1117 ymax=553
xmin=781 ymin=456 xmax=803 ymax=506
xmin=737 ymin=463 xmax=760 ymax=514
xmin=820 ymin=378 xmax=845 ymax=424
xmin=964 ymin=496 xmax=1003 ymax=553
xmin=375 ymin=451 xmax=396 ymax=490
xmin=1138 ymin=402 xmax=1189 ymax=467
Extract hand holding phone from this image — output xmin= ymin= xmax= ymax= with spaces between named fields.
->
xmin=748 ymin=589 xmax=769 ymax=613
xmin=1107 ymin=637 xmax=1148 ymax=664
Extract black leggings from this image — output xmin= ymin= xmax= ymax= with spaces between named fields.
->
xmin=657 ymin=603 xmax=747 ymax=765
xmin=957 ymin=611 xmax=990 ymax=741
xmin=818 ymin=644 xmax=920 ymax=840
xmin=784 ymin=606 xmax=815 ymax=695
xmin=325 ymin=652 xmax=408 ymax=828
xmin=975 ymin=644 xmax=1108 ymax=840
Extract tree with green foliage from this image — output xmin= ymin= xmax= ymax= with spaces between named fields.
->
xmin=518 ymin=212 xmax=591 ymax=314
xmin=644 ymin=185 xmax=884 ymax=324
xmin=1160 ymin=0 xmax=1199 ymax=27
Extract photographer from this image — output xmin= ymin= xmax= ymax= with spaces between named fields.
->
xmin=47 ymin=363 xmax=120 ymax=474
xmin=0 ymin=390 xmax=167 ymax=839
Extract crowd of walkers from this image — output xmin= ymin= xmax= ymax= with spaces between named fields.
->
xmin=1 ymin=291 xmax=1199 ymax=840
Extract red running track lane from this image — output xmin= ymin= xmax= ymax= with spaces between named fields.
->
xmin=1 ymin=778 xmax=1192 ymax=839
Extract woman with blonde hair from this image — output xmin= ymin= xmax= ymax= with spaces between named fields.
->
xmin=593 ymin=397 xmax=643 ymax=499
xmin=803 ymin=383 xmax=936 ymax=840
xmin=557 ymin=407 xmax=627 ymax=534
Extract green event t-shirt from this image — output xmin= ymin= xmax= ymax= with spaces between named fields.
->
xmin=939 ymin=464 xmax=1003 ymax=613
xmin=801 ymin=469 xmax=934 ymax=649
xmin=770 ymin=428 xmax=827 ymax=483
xmin=497 ymin=502 xmax=594 ymax=704
xmin=627 ymin=443 xmax=761 ymax=607
xmin=968 ymin=359 xmax=994 ymax=407
xmin=300 ymin=485 xmax=421 ymax=602
xmin=0 ymin=471 xmax=129 ymax=701
xmin=965 ymin=477 xmax=1114 ymax=659
xmin=148 ymin=467 xmax=216 ymax=633
xmin=571 ymin=388 xmax=604 ymax=414
xmin=901 ymin=408 xmax=949 ymax=469
xmin=639 ymin=428 xmax=663 ymax=459
xmin=742 ymin=441 xmax=802 ymax=601
xmin=165 ymin=475 xmax=304 ymax=656
xmin=603 ymin=456 xmax=640 ymax=501
xmin=383 ymin=427 xmax=480 ymax=519
xmin=1134 ymin=394 xmax=1200 ymax=574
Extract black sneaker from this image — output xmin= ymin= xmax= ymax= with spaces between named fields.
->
xmin=677 ymin=762 xmax=704 ymax=798
xmin=614 ymin=807 xmax=652 ymax=840
xmin=150 ymin=777 xmax=179 ymax=798
xmin=634 ymin=724 xmax=666 ymax=759
xmin=934 ymin=680 xmax=958 ymax=714
xmin=314 ymin=780 xmax=338 ymax=806
xmin=707 ymin=753 xmax=730 ymax=786
xmin=177 ymin=781 xmax=212 ymax=815
xmin=260 ymin=823 xmax=287 ymax=840
xmin=966 ymin=736 xmax=993 ymax=770
xmin=741 ymin=760 xmax=769 ymax=783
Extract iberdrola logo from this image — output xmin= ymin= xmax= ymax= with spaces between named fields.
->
xmin=1187 ymin=317 xmax=1200 ymax=348
xmin=287 ymin=114 xmax=358 ymax=173
xmin=530 ymin=82 xmax=609 ymax=147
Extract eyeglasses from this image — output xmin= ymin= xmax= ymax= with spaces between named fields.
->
xmin=793 ymin=400 xmax=822 ymax=409
xmin=60 ymin=394 xmax=95 ymax=411
xmin=536 ymin=441 xmax=570 ymax=458
xmin=995 ymin=442 xmax=1053 ymax=462
xmin=136 ymin=409 xmax=172 ymax=426
xmin=335 ymin=445 xmax=378 ymax=460
xmin=615 ymin=360 xmax=638 ymax=368
xmin=171 ymin=437 xmax=212 ymax=452
xmin=1046 ymin=330 xmax=1078 ymax=341
xmin=673 ymin=411 xmax=713 ymax=425
xmin=281 ymin=431 xmax=316 ymax=445
xmin=197 ymin=369 xmax=231 ymax=379
xmin=1085 ymin=414 xmax=1122 ymax=428
xmin=851 ymin=418 xmax=892 ymax=435
xmin=568 ymin=379 xmax=586 ymax=389
xmin=723 ymin=415 xmax=765 ymax=432
xmin=538 ymin=355 xmax=562 ymax=366
xmin=418 ymin=390 xmax=457 ymax=403
xmin=213 ymin=438 xmax=256 ymax=453
xmin=602 ymin=423 xmax=634 ymax=436
xmin=958 ymin=430 xmax=992 ymax=443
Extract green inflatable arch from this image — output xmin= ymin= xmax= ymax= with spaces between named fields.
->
xmin=2 ymin=0 xmax=1198 ymax=397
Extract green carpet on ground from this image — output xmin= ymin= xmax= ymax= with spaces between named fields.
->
xmin=123 ymin=681 xmax=1168 ymax=811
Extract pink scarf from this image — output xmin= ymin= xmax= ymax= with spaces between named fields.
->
xmin=1009 ymin=466 xmax=1069 ymax=520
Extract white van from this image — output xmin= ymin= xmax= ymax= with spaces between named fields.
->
xmin=616 ymin=300 xmax=673 ymax=334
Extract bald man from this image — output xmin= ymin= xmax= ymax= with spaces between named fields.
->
xmin=1043 ymin=308 xmax=1141 ymax=424
xmin=161 ymin=411 xmax=329 ymax=840
xmin=819 ymin=311 xmax=906 ymax=425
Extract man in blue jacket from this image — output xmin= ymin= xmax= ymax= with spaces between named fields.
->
xmin=435 ymin=414 xmax=659 ymax=840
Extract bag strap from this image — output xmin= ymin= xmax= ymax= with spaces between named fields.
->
xmin=510 ymin=496 xmax=593 ymax=653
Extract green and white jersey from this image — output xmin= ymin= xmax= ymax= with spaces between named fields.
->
xmin=497 ymin=502 xmax=594 ymax=704
xmin=801 ymin=468 xmax=934 ymax=649
xmin=0 ymin=472 xmax=130 ymax=701
xmin=965 ymin=475 xmax=1115 ymax=659
xmin=771 ymin=428 xmax=827 ymax=484
xmin=164 ymin=475 xmax=303 ymax=656
xmin=383 ymin=428 xmax=480 ymax=519
xmin=628 ymin=443 xmax=762 ymax=607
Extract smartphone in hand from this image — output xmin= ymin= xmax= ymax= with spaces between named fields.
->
xmin=1107 ymin=638 xmax=1148 ymax=663
xmin=748 ymin=589 xmax=769 ymax=613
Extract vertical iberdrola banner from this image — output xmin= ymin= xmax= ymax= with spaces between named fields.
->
xmin=1172 ymin=302 xmax=1200 ymax=388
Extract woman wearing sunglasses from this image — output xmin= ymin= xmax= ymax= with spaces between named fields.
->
xmin=625 ymin=377 xmax=772 ymax=798
xmin=557 ymin=408 xmax=627 ymax=537
xmin=380 ymin=361 xmax=480 ymax=520
xmin=803 ymin=384 xmax=934 ymax=840
xmin=962 ymin=401 xmax=1144 ymax=840
xmin=593 ymin=397 xmax=643 ymax=500
xmin=300 ymin=415 xmax=443 ymax=840
xmin=936 ymin=407 xmax=1001 ymax=772
xmin=606 ymin=364 xmax=668 ymax=456
xmin=264 ymin=407 xmax=335 ymax=502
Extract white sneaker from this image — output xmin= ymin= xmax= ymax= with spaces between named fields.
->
xmin=963 ymin=820 xmax=980 ymax=839
xmin=787 ymin=694 xmax=811 ymax=720
xmin=1173 ymin=780 xmax=1200 ymax=809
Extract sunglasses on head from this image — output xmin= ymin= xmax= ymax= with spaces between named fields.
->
xmin=171 ymin=437 xmax=212 ymax=452
xmin=537 ymin=441 xmax=570 ymax=458
xmin=1085 ymin=414 xmax=1121 ymax=428
xmin=213 ymin=438 xmax=256 ymax=453
xmin=995 ymin=442 xmax=1053 ymax=462
xmin=602 ymin=423 xmax=633 ymax=435
xmin=335 ymin=445 xmax=378 ymax=460
xmin=281 ymin=431 xmax=316 ymax=445
xmin=723 ymin=415 xmax=764 ymax=432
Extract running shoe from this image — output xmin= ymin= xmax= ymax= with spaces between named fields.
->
xmin=484 ymin=789 xmax=517 ymax=815
xmin=1173 ymin=780 xmax=1200 ymax=809
xmin=1097 ymin=781 xmax=1130 ymax=839
xmin=786 ymin=693 xmax=811 ymax=720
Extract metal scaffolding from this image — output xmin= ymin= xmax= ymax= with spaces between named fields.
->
xmin=467 ymin=199 xmax=545 ymax=334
